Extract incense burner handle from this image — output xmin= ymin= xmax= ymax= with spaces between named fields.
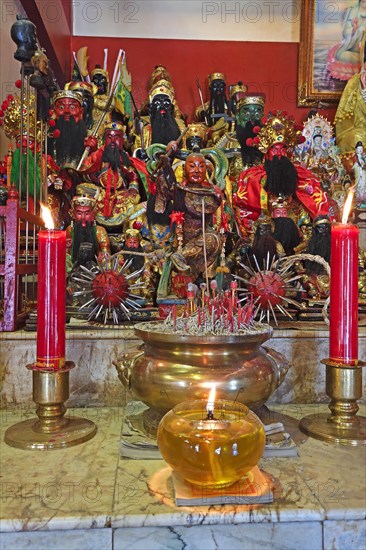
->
xmin=262 ymin=346 xmax=291 ymax=388
xmin=113 ymin=350 xmax=144 ymax=390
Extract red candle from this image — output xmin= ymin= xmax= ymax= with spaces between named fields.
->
xmin=329 ymin=222 xmax=359 ymax=365
xmin=36 ymin=228 xmax=66 ymax=369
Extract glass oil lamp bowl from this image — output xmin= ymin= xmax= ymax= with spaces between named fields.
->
xmin=157 ymin=399 xmax=266 ymax=488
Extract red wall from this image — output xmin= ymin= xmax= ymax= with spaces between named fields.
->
xmin=71 ymin=36 xmax=337 ymax=125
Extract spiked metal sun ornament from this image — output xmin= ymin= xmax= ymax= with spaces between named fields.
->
xmin=70 ymin=254 xmax=146 ymax=324
xmin=233 ymin=253 xmax=330 ymax=325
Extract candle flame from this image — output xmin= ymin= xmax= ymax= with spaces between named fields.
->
xmin=206 ymin=384 xmax=216 ymax=415
xmin=40 ymin=203 xmax=54 ymax=230
xmin=341 ymin=188 xmax=354 ymax=225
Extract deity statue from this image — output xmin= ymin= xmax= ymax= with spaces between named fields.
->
xmin=170 ymin=152 xmax=224 ymax=282
xmin=90 ymin=65 xmax=115 ymax=139
xmin=325 ymin=0 xmax=366 ymax=85
xmin=216 ymin=93 xmax=266 ymax=183
xmin=30 ymin=50 xmax=58 ymax=121
xmin=131 ymin=82 xmax=185 ymax=159
xmin=65 ymin=194 xmax=110 ymax=271
xmin=353 ymin=141 xmax=366 ymax=207
xmin=334 ymin=37 xmax=366 ymax=154
xmin=50 ymin=90 xmax=87 ymax=171
xmin=233 ymin=111 xmax=332 ymax=237
xmin=195 ymin=72 xmax=230 ymax=128
xmin=304 ymin=215 xmax=332 ymax=276
xmin=79 ymin=122 xmax=149 ymax=229
xmin=65 ymin=80 xmax=97 ymax=131
xmin=249 ymin=215 xmax=285 ymax=271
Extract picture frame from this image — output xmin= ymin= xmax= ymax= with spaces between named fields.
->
xmin=297 ymin=0 xmax=364 ymax=107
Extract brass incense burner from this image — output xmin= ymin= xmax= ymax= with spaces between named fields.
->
xmin=114 ymin=323 xmax=290 ymax=434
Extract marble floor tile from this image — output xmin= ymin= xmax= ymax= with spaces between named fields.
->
xmin=0 ymin=408 xmax=122 ymax=532
xmin=323 ymin=519 xmax=366 ymax=550
xmin=0 ymin=527 xmax=112 ymax=550
xmin=113 ymin=522 xmax=323 ymax=550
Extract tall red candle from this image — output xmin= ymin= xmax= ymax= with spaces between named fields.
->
xmin=36 ymin=229 xmax=66 ymax=369
xmin=329 ymin=222 xmax=359 ymax=365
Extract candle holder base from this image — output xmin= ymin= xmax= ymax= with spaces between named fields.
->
xmin=299 ymin=360 xmax=366 ymax=446
xmin=4 ymin=362 xmax=97 ymax=450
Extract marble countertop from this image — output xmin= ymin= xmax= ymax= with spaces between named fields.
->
xmin=0 ymin=404 xmax=365 ymax=534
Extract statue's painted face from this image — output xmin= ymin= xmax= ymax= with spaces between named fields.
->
xmin=16 ymin=135 xmax=36 ymax=152
xmin=272 ymin=206 xmax=288 ymax=218
xmin=236 ymin=103 xmax=264 ymax=126
xmin=72 ymin=204 xmax=95 ymax=226
xmin=266 ymin=142 xmax=288 ymax=160
xmin=105 ymin=130 xmax=124 ymax=150
xmin=186 ymin=135 xmax=203 ymax=152
xmin=150 ymin=94 xmax=173 ymax=117
xmin=210 ymin=79 xmax=226 ymax=96
xmin=315 ymin=222 xmax=330 ymax=235
xmin=54 ymin=98 xmax=83 ymax=123
xmin=92 ymin=72 xmax=108 ymax=95
xmin=185 ymin=154 xmax=207 ymax=184
xmin=125 ymin=236 xmax=140 ymax=249
xmin=258 ymin=223 xmax=272 ymax=236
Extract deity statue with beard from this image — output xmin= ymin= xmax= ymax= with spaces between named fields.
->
xmin=65 ymin=80 xmax=97 ymax=132
xmin=171 ymin=153 xmax=223 ymax=282
xmin=79 ymin=122 xmax=150 ymax=229
xmin=65 ymin=194 xmax=110 ymax=271
xmin=233 ymin=111 xmax=332 ymax=238
xmin=131 ymin=83 xmax=185 ymax=158
xmin=216 ymin=93 xmax=265 ymax=184
xmin=304 ymin=215 xmax=331 ymax=275
xmin=51 ymin=90 xmax=88 ymax=172
xmin=90 ymin=65 xmax=115 ymax=140
xmin=195 ymin=73 xmax=230 ymax=127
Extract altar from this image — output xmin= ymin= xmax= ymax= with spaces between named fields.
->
xmin=0 ymin=403 xmax=365 ymax=550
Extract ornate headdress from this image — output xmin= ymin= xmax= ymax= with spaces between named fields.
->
xmin=70 ymin=194 xmax=96 ymax=210
xmin=236 ymin=93 xmax=266 ymax=111
xmin=91 ymin=66 xmax=109 ymax=80
xmin=229 ymin=81 xmax=248 ymax=104
xmin=301 ymin=114 xmax=334 ymax=150
xmin=208 ymin=72 xmax=226 ymax=84
xmin=125 ymin=228 xmax=141 ymax=240
xmin=149 ymin=83 xmax=174 ymax=103
xmin=313 ymin=215 xmax=331 ymax=227
xmin=183 ymin=123 xmax=208 ymax=147
xmin=52 ymin=90 xmax=83 ymax=106
xmin=148 ymin=65 xmax=171 ymax=89
xmin=256 ymin=110 xmax=303 ymax=153
xmin=65 ymin=81 xmax=98 ymax=97
xmin=104 ymin=121 xmax=125 ymax=134
xmin=0 ymin=92 xmax=41 ymax=141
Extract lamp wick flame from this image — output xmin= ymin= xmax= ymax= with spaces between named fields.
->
xmin=206 ymin=384 xmax=216 ymax=419
xmin=341 ymin=188 xmax=355 ymax=225
xmin=40 ymin=203 xmax=55 ymax=230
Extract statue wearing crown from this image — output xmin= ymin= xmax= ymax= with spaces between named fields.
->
xmin=90 ymin=65 xmax=115 ymax=140
xmin=65 ymin=194 xmax=111 ymax=271
xmin=233 ymin=111 xmax=333 ymax=238
xmin=78 ymin=121 xmax=150 ymax=229
xmin=215 ymin=92 xmax=266 ymax=184
xmin=131 ymin=81 xmax=186 ymax=158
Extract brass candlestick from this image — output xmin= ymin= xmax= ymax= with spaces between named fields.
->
xmin=300 ymin=359 xmax=366 ymax=446
xmin=4 ymin=362 xmax=97 ymax=450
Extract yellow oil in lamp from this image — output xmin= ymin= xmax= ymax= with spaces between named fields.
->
xmin=157 ymin=385 xmax=266 ymax=488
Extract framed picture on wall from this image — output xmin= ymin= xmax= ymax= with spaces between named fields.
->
xmin=298 ymin=0 xmax=365 ymax=107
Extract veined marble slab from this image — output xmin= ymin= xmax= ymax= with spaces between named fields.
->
xmin=113 ymin=522 xmax=323 ymax=550
xmin=1 ymin=328 xmax=365 ymax=409
xmin=0 ymin=405 xmax=365 ymax=550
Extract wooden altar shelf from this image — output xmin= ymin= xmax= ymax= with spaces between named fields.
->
xmin=0 ymin=198 xmax=43 ymax=331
